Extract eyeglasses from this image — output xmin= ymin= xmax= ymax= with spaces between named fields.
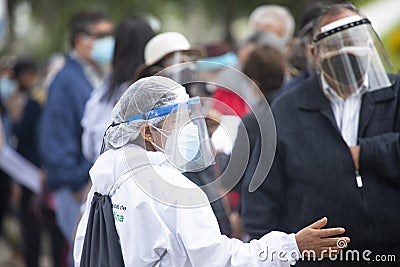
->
xmin=81 ymin=30 xmax=114 ymax=39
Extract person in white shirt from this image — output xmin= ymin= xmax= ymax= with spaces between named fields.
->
xmin=74 ymin=76 xmax=349 ymax=267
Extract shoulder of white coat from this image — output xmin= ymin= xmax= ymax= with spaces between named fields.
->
xmin=132 ymin=164 xmax=210 ymax=208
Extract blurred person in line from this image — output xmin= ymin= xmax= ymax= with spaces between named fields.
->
xmin=248 ymin=4 xmax=295 ymax=49
xmin=136 ymin=31 xmax=205 ymax=85
xmin=74 ymin=76 xmax=349 ymax=267
xmin=275 ymin=2 xmax=326 ymax=98
xmin=195 ymin=41 xmax=238 ymax=97
xmin=225 ymin=45 xmax=287 ymax=241
xmin=248 ymin=3 xmax=295 ymax=79
xmin=39 ymin=10 xmax=114 ymax=266
xmin=212 ymin=31 xmax=285 ymax=117
xmin=136 ymin=32 xmax=234 ymax=236
xmin=209 ymin=32 xmax=286 ymax=230
xmin=81 ymin=15 xmax=154 ymax=163
xmin=236 ymin=45 xmax=287 ymax=161
xmin=194 ymin=42 xmax=251 ymax=238
xmin=7 ymin=57 xmax=66 ymax=267
xmin=0 ymin=56 xmax=17 ymax=102
xmin=242 ymin=3 xmax=400 ymax=266
xmin=0 ymin=56 xmax=15 ymax=239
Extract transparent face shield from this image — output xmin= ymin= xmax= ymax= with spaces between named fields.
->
xmin=314 ymin=18 xmax=395 ymax=97
xmin=154 ymin=51 xmax=200 ymax=86
xmin=128 ymin=96 xmax=215 ymax=172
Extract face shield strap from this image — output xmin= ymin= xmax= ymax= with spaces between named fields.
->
xmin=100 ymin=97 xmax=199 ymax=154
xmin=126 ymin=96 xmax=200 ymax=123
xmin=100 ymin=123 xmax=118 ymax=155
xmin=313 ymin=18 xmax=370 ymax=43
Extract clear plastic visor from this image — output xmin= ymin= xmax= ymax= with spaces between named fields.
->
xmin=156 ymin=52 xmax=200 ymax=86
xmin=129 ymin=96 xmax=215 ymax=172
xmin=315 ymin=23 xmax=395 ymax=97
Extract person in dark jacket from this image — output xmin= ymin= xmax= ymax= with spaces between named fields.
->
xmin=8 ymin=57 xmax=66 ymax=267
xmin=241 ymin=3 xmax=400 ymax=266
xmin=39 ymin=10 xmax=113 ymax=267
xmin=274 ymin=2 xmax=326 ymax=98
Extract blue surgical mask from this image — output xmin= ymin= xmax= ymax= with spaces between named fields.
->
xmin=91 ymin=36 xmax=115 ymax=65
xmin=151 ymin=122 xmax=200 ymax=167
xmin=172 ymin=122 xmax=200 ymax=162
xmin=0 ymin=77 xmax=17 ymax=100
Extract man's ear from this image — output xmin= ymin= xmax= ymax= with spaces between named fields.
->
xmin=139 ymin=124 xmax=153 ymax=142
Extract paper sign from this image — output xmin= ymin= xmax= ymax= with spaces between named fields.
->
xmin=0 ymin=144 xmax=42 ymax=193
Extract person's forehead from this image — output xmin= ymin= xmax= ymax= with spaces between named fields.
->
xmin=319 ymin=10 xmax=359 ymax=30
xmin=87 ymin=20 xmax=114 ymax=32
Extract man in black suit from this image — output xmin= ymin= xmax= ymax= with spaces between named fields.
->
xmin=242 ymin=3 xmax=400 ymax=266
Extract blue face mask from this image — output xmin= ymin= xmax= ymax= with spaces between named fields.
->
xmin=151 ymin=122 xmax=201 ymax=167
xmin=172 ymin=122 xmax=200 ymax=162
xmin=91 ymin=36 xmax=115 ymax=65
xmin=0 ymin=77 xmax=17 ymax=100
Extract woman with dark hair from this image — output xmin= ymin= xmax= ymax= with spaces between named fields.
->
xmin=242 ymin=45 xmax=286 ymax=103
xmin=81 ymin=16 xmax=155 ymax=162
xmin=233 ymin=45 xmax=287 ymax=161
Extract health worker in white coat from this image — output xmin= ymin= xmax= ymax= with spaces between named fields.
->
xmin=74 ymin=76 xmax=349 ymax=267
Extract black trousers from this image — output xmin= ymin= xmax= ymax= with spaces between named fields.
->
xmin=20 ymin=187 xmax=66 ymax=267
xmin=0 ymin=170 xmax=11 ymax=236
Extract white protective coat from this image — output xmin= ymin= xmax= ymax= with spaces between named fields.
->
xmin=74 ymin=144 xmax=299 ymax=267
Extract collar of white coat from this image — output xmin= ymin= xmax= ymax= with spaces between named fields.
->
xmin=89 ymin=144 xmax=168 ymax=195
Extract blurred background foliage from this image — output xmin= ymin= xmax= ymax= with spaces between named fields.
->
xmin=3 ymin=0 xmax=345 ymax=59
xmin=2 ymin=0 xmax=399 ymax=71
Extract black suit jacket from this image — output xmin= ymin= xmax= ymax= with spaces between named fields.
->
xmin=241 ymin=75 xmax=400 ymax=255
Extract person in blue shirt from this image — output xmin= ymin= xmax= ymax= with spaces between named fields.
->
xmin=39 ymin=10 xmax=113 ymax=266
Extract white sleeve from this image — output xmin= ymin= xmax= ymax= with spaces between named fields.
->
xmin=73 ymin=187 xmax=95 ymax=267
xmin=81 ymin=96 xmax=96 ymax=162
xmin=176 ymin=202 xmax=299 ymax=267
xmin=80 ymin=87 xmax=110 ymax=162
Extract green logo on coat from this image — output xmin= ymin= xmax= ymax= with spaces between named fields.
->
xmin=114 ymin=212 xmax=124 ymax=223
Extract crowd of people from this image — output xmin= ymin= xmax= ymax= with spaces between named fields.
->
xmin=0 ymin=2 xmax=399 ymax=267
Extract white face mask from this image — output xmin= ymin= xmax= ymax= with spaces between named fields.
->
xmin=151 ymin=122 xmax=200 ymax=168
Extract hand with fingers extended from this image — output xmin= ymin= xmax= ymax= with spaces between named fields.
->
xmin=295 ymin=217 xmax=350 ymax=259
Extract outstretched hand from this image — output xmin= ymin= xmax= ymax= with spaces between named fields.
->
xmin=295 ymin=217 xmax=350 ymax=259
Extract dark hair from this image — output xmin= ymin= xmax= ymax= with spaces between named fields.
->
xmin=312 ymin=3 xmax=360 ymax=38
xmin=298 ymin=2 xmax=327 ymax=38
xmin=69 ymin=10 xmax=110 ymax=48
xmin=102 ymin=16 xmax=155 ymax=102
xmin=243 ymin=45 xmax=286 ymax=100
xmin=13 ymin=57 xmax=37 ymax=79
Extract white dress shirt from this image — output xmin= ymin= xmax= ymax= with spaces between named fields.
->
xmin=321 ymin=76 xmax=367 ymax=146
